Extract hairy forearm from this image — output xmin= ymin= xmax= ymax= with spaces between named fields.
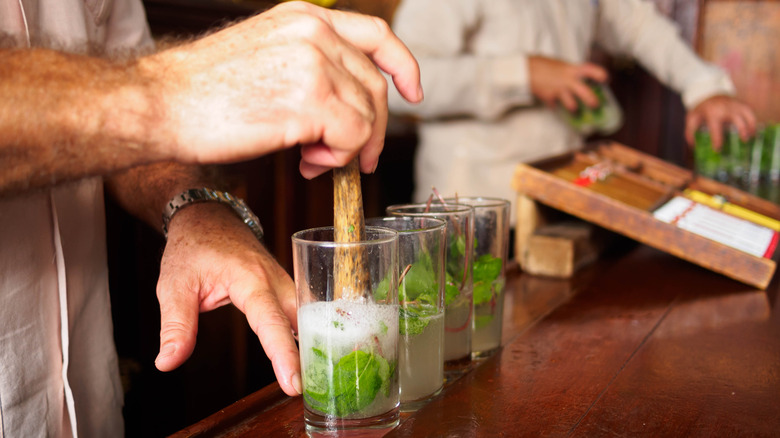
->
xmin=0 ymin=47 xmax=173 ymax=197
xmin=105 ymin=161 xmax=226 ymax=232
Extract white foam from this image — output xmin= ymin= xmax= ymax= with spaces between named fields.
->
xmin=299 ymin=300 xmax=399 ymax=359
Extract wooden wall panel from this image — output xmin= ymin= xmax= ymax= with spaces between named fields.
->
xmin=696 ymin=0 xmax=780 ymax=123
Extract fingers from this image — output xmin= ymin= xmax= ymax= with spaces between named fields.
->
xmin=269 ymin=3 xmax=403 ymax=175
xmin=158 ymin=2 xmax=420 ymax=174
xmin=155 ymin=279 xmax=200 ymax=372
xmin=558 ymin=90 xmax=579 ymax=112
xmin=223 ymin=243 xmax=300 ymax=396
xmin=158 ymin=204 xmax=301 ymax=394
xmin=578 ymin=62 xmax=609 ymax=84
xmin=572 ymin=63 xmax=608 ymax=108
xmin=233 ymin=275 xmax=301 ymax=396
xmin=320 ymin=32 xmax=389 ymax=174
xmin=733 ymin=103 xmax=757 ymax=141
xmin=571 ymin=80 xmax=600 ymax=109
xmin=707 ymin=117 xmax=724 ymax=151
xmin=298 ymin=136 xmax=384 ymax=178
xmin=299 ymin=148 xmax=333 ymax=179
xmin=685 ymin=111 xmax=703 ymax=146
xmin=298 ymin=3 xmax=423 ymax=103
xmin=729 ymin=112 xmax=750 ymax=143
xmin=529 ymin=56 xmax=609 ymax=111
xmin=685 ymin=96 xmax=759 ymax=150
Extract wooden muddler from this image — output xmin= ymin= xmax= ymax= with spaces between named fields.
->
xmin=333 ymin=157 xmax=369 ymax=300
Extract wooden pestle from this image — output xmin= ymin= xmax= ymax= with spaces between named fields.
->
xmin=333 ymin=157 xmax=370 ymax=300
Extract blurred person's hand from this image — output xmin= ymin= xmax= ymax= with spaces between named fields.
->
xmin=528 ymin=56 xmax=608 ymax=111
xmin=685 ymin=95 xmax=757 ymax=150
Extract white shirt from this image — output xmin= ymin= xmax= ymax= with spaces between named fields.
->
xmin=388 ymin=0 xmax=735 ymax=223
xmin=0 ymin=1 xmax=153 ymax=436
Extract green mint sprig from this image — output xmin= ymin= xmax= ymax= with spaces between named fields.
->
xmin=304 ymin=347 xmax=393 ymax=417
xmin=443 ymin=233 xmax=469 ymax=307
xmin=398 ymin=251 xmax=441 ymax=335
xmin=472 ymin=253 xmax=502 ymax=306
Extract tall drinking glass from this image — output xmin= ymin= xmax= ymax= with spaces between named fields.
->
xmin=694 ymin=126 xmax=721 ymax=179
xmin=725 ymin=125 xmax=750 ymax=185
xmin=764 ymin=123 xmax=780 ymax=183
xmin=445 ymin=197 xmax=510 ymax=358
xmin=747 ymin=125 xmax=765 ymax=185
xmin=366 ymin=216 xmax=446 ymax=411
xmin=292 ymin=226 xmax=400 ymax=434
xmin=386 ymin=203 xmax=474 ymax=376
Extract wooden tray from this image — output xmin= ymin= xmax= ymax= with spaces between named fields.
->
xmin=512 ymin=141 xmax=780 ymax=289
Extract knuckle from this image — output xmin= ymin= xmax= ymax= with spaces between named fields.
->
xmin=298 ymin=13 xmax=332 ymax=39
xmin=276 ymin=0 xmax=313 ymax=14
xmin=367 ymin=70 xmax=388 ymax=97
xmin=250 ymin=309 xmax=292 ymax=338
xmin=159 ymin=320 xmax=191 ymax=338
xmin=368 ymin=15 xmax=392 ymax=38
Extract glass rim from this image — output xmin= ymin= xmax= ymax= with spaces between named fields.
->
xmin=441 ymin=196 xmax=510 ymax=208
xmin=386 ymin=202 xmax=474 ymax=216
xmin=365 ymin=216 xmax=447 ymax=233
xmin=291 ymin=225 xmax=398 ymax=246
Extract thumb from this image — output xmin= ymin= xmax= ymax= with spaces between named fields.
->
xmin=155 ymin=284 xmax=200 ymax=372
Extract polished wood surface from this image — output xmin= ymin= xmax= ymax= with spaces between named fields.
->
xmin=171 ymin=243 xmax=780 ymax=437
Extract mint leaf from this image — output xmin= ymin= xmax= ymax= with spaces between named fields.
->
xmin=375 ymin=275 xmax=390 ymax=302
xmin=474 ymin=314 xmax=495 ymax=329
xmin=303 ymin=347 xmax=335 ymax=414
xmin=332 ymin=350 xmax=383 ymax=416
xmin=399 ymin=303 xmax=438 ymax=336
xmin=445 ymin=234 xmax=466 ymax=290
xmin=473 ymin=254 xmax=502 ymax=306
xmin=444 ymin=271 xmax=460 ymax=306
xmin=376 ymin=355 xmax=392 ymax=397
xmin=304 ymin=346 xmax=396 ymax=417
xmin=400 ymin=254 xmax=437 ymax=303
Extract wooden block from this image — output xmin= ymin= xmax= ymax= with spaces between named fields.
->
xmin=514 ymin=193 xmax=545 ymax=267
xmin=522 ymin=222 xmax=601 ymax=278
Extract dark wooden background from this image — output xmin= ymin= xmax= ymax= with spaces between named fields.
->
xmin=106 ymin=0 xmax=763 ymax=436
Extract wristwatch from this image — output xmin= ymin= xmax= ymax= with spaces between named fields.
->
xmin=162 ymin=188 xmax=264 ymax=241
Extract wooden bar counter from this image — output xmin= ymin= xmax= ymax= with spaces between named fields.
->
xmin=172 ymin=242 xmax=780 ymax=437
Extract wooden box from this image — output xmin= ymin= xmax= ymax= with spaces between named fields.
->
xmin=512 ymin=142 xmax=780 ymax=289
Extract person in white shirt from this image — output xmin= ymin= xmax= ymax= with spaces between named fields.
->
xmin=0 ymin=1 xmax=422 ymax=436
xmin=387 ymin=0 xmax=755 ymax=218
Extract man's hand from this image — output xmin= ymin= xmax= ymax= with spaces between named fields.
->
xmin=528 ymin=56 xmax=609 ymax=111
xmin=145 ymin=1 xmax=423 ymax=179
xmin=0 ymin=2 xmax=421 ymax=195
xmin=685 ymin=95 xmax=757 ymax=150
xmin=154 ymin=203 xmax=301 ymax=396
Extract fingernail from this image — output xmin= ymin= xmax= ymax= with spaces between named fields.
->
xmin=417 ymin=84 xmax=424 ymax=101
xmin=292 ymin=373 xmax=302 ymax=395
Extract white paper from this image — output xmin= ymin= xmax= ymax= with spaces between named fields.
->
xmin=653 ymin=196 xmax=778 ymax=258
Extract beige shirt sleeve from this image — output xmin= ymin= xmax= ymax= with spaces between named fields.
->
xmin=594 ymin=0 xmax=735 ymax=108
xmin=104 ymin=0 xmax=154 ymax=53
xmin=388 ymin=0 xmax=534 ymax=121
